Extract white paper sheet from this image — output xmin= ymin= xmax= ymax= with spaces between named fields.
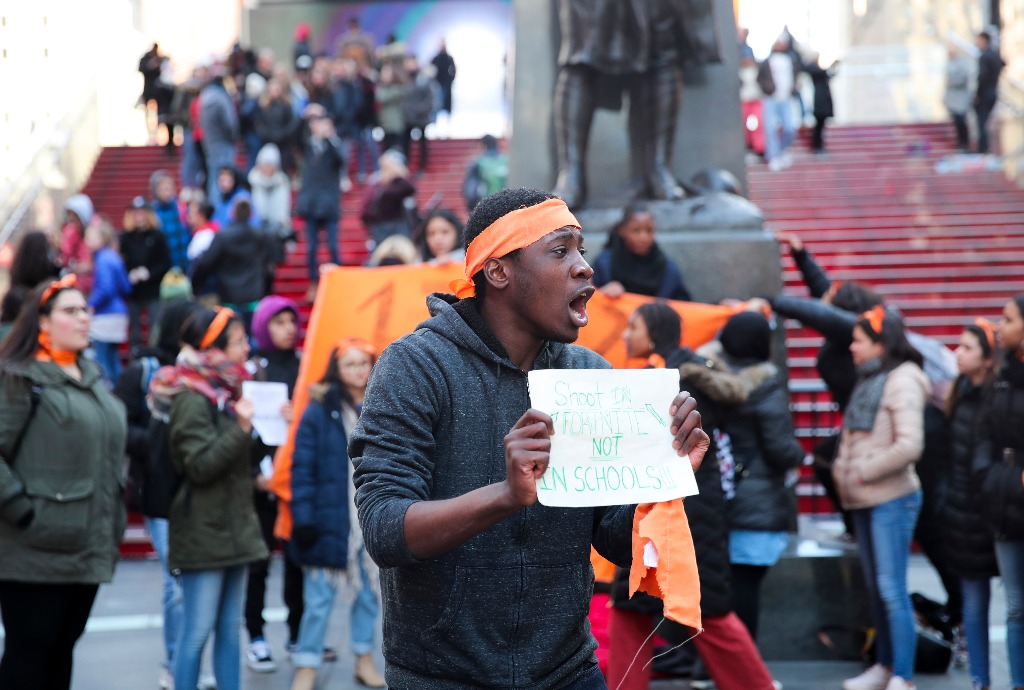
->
xmin=527 ymin=369 xmax=699 ymax=507
xmin=241 ymin=381 xmax=290 ymax=447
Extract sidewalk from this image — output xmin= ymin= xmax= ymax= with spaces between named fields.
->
xmin=0 ymin=552 xmax=1012 ymax=689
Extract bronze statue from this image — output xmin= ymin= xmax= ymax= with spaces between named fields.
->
xmin=553 ymin=0 xmax=722 ymax=208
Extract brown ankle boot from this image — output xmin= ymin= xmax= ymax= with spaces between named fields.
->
xmin=290 ymin=666 xmax=317 ymax=690
xmin=354 ymin=654 xmax=385 ymax=688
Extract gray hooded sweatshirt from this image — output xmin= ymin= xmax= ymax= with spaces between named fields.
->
xmin=351 ymin=294 xmax=635 ymax=689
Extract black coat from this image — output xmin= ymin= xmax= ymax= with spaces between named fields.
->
xmin=254 ymin=100 xmax=299 ymax=149
xmin=120 ymin=227 xmax=172 ymax=302
xmin=713 ymin=348 xmax=804 ymax=533
xmin=191 ymin=220 xmax=267 ymax=305
xmin=804 ymin=63 xmax=835 ymax=118
xmin=942 ymin=377 xmax=998 ymax=578
xmin=295 ymin=136 xmax=345 ymax=221
xmin=973 ymin=356 xmax=1024 ymax=541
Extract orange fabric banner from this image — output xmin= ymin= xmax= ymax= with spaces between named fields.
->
xmin=269 ymin=264 xmax=737 ymax=539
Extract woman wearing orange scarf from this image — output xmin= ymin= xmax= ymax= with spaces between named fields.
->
xmin=0 ymin=276 xmax=128 ymax=690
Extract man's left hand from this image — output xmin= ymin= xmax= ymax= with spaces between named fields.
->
xmin=668 ymin=391 xmax=709 ymax=473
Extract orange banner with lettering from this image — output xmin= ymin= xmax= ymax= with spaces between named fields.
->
xmin=269 ymin=264 xmax=737 ymax=539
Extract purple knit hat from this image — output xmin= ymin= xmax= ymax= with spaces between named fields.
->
xmin=251 ymin=295 xmax=299 ymax=351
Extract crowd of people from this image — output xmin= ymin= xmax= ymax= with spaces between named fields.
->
xmin=0 ymin=17 xmax=1020 ymax=690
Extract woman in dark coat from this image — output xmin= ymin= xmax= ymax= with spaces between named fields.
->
xmin=591 ymin=203 xmax=690 ymax=301
xmin=704 ymin=311 xmax=804 ymax=642
xmin=289 ymin=338 xmax=384 ymax=690
xmin=296 ymin=115 xmax=346 ymax=288
xmin=254 ymin=78 xmax=300 ymax=174
xmin=606 ymin=303 xmax=777 ymax=690
xmin=974 ymin=296 xmax=1024 ymax=690
xmin=942 ymin=320 xmax=998 ymax=690
xmin=803 ymin=54 xmax=837 ymax=152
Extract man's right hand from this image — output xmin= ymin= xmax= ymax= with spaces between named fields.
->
xmin=502 ymin=409 xmax=554 ymax=508
xmin=775 ymin=231 xmax=803 ymax=252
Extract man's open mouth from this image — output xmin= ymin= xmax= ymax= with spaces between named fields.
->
xmin=569 ymin=286 xmax=594 ymax=327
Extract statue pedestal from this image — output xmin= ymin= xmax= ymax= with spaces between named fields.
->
xmin=579 ymin=195 xmax=778 ymax=304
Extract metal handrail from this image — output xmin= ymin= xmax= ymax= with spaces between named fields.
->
xmin=0 ymin=85 xmax=99 ymax=247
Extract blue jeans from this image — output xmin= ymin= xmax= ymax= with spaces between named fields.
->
xmin=90 ymin=340 xmax=121 ymax=384
xmin=353 ymin=128 xmax=379 ymax=177
xmin=851 ymin=490 xmax=922 ymax=680
xmin=961 ymin=577 xmax=991 ymax=686
xmin=995 ymin=539 xmax=1024 ymax=686
xmin=351 ymin=550 xmax=379 ymax=656
xmin=144 ymin=517 xmax=183 ymax=668
xmin=293 ymin=568 xmax=341 ymax=669
xmin=762 ymin=97 xmax=796 ymax=163
xmin=180 ymin=130 xmax=203 ymax=189
xmin=304 ymin=216 xmax=341 ymax=280
xmin=174 ymin=566 xmax=247 ymax=690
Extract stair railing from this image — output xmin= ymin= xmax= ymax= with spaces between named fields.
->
xmin=0 ymin=85 xmax=101 ymax=249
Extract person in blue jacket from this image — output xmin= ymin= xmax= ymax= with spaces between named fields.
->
xmin=212 ymin=167 xmax=259 ymax=230
xmin=85 ymin=220 xmax=131 ymax=383
xmin=591 ymin=202 xmax=691 ymax=301
xmin=289 ymin=338 xmax=384 ymax=690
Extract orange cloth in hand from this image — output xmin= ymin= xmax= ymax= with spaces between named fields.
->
xmin=629 ymin=499 xmax=701 ymax=630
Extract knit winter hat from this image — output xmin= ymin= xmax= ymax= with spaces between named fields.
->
xmin=719 ymin=311 xmax=771 ymax=363
xmin=251 ymin=295 xmax=299 ymax=351
xmin=64 ymin=194 xmax=94 ymax=226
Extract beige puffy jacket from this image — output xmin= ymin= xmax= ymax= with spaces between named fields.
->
xmin=833 ymin=361 xmax=930 ymax=510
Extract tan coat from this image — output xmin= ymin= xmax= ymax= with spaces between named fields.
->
xmin=833 ymin=361 xmax=930 ymax=510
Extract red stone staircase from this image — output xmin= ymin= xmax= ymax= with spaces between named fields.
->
xmin=748 ymin=122 xmax=1024 ymax=512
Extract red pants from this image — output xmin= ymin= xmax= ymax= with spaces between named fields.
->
xmin=606 ymin=608 xmax=775 ymax=690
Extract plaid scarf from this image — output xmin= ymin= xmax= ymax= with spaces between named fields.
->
xmin=147 ymin=346 xmax=251 ymax=422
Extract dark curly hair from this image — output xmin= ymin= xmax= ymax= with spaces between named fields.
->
xmin=463 ymin=187 xmax=557 ymax=301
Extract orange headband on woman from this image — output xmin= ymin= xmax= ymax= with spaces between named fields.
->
xmin=973 ymin=317 xmax=997 ymax=352
xmin=860 ymin=305 xmax=886 ymax=335
xmin=41 ymin=274 xmax=77 ymax=306
xmin=336 ymin=336 xmax=376 ymax=359
xmin=200 ymin=307 xmax=236 ymax=350
xmin=449 ymin=198 xmax=581 ymax=299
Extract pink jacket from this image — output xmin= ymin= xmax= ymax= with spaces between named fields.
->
xmin=833 ymin=361 xmax=930 ymax=510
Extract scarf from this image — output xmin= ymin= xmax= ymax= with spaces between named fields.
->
xmin=844 ymin=357 xmax=888 ymax=431
xmin=36 ymin=329 xmax=78 ymax=367
xmin=147 ymin=346 xmax=251 ymax=422
xmin=609 ymin=239 xmax=668 ymax=297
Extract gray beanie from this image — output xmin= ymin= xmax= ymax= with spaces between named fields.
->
xmin=255 ymin=143 xmax=282 ymax=170
xmin=64 ymin=194 xmax=94 ymax=226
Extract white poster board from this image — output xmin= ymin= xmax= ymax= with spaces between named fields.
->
xmin=241 ymin=381 xmax=289 ymax=446
xmin=527 ymin=369 xmax=699 ymax=507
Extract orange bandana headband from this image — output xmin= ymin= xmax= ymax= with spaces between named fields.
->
xmin=200 ymin=307 xmax=236 ymax=350
xmin=41 ymin=274 xmax=77 ymax=306
xmin=861 ymin=305 xmax=886 ymax=335
xmin=449 ymin=198 xmax=581 ymax=299
xmin=973 ymin=317 xmax=997 ymax=352
xmin=336 ymin=336 xmax=376 ymax=359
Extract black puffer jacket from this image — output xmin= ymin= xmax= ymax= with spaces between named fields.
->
xmin=973 ymin=356 xmax=1024 ymax=541
xmin=610 ymin=347 xmax=748 ymax=620
xmin=703 ymin=342 xmax=804 ymax=533
xmin=942 ymin=376 xmax=998 ymax=578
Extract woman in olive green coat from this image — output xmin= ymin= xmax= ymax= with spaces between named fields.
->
xmin=0 ymin=275 xmax=128 ymax=690
xmin=148 ymin=306 xmax=267 ymax=690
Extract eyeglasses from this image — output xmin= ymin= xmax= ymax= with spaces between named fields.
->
xmin=55 ymin=305 xmax=92 ymax=318
xmin=341 ymin=361 xmax=372 ymax=370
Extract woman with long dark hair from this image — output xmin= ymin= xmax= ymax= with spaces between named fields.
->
xmin=0 ymin=230 xmax=62 ymax=339
xmin=942 ymin=319 xmax=998 ymax=690
xmin=148 ymin=306 xmax=267 ymax=690
xmin=0 ymin=275 xmax=128 ymax=690
xmin=591 ymin=203 xmax=690 ymax=300
xmin=974 ymin=295 xmax=1024 ymax=690
xmin=288 ymin=338 xmax=384 ymax=690
xmin=834 ymin=308 xmax=929 ymax=690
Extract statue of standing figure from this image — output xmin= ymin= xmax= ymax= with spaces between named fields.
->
xmin=552 ymin=0 xmax=723 ymax=209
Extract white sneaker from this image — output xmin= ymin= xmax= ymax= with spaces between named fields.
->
xmin=197 ymin=673 xmax=217 ymax=690
xmin=884 ymin=677 xmax=914 ymax=690
xmin=842 ymin=664 xmax=891 ymax=690
xmin=158 ymin=665 xmax=174 ymax=690
xmin=768 ymin=158 xmax=786 ymax=172
xmin=245 ymin=639 xmax=277 ymax=673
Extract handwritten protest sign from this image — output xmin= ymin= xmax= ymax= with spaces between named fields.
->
xmin=528 ymin=369 xmax=699 ymax=507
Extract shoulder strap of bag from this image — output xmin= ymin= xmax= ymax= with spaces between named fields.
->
xmin=9 ymin=382 xmax=43 ymax=469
